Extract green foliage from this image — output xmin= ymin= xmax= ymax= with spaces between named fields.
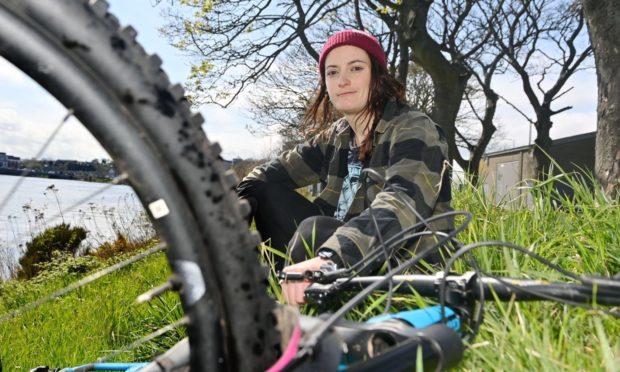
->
xmin=0 ymin=254 xmax=104 ymax=311
xmin=91 ymin=234 xmax=154 ymax=260
xmin=17 ymin=224 xmax=88 ymax=279
xmin=375 ymin=4 xmax=396 ymax=15
xmin=0 ymin=252 xmax=182 ymax=368
xmin=179 ymin=0 xmax=215 ymax=16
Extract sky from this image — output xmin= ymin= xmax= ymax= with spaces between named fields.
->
xmin=0 ymin=1 xmax=597 ymax=162
xmin=0 ymin=0 xmax=278 ymax=162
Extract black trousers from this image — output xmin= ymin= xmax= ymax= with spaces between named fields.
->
xmin=237 ymin=180 xmax=343 ymax=270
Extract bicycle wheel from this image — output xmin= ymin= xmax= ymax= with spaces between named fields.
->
xmin=0 ymin=0 xmax=280 ymax=370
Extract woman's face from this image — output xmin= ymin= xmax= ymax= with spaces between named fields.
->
xmin=324 ymin=45 xmax=372 ymax=118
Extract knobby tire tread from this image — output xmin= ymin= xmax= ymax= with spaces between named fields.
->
xmin=0 ymin=1 xmax=280 ymax=370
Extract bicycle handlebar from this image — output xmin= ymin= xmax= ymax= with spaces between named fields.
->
xmin=304 ymin=272 xmax=620 ymax=307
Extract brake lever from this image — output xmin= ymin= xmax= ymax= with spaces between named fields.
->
xmin=277 ymin=263 xmax=349 ymax=284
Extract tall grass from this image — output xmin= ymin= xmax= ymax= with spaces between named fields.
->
xmin=264 ymin=170 xmax=619 ymax=370
xmin=447 ymin=171 xmax=619 ymax=371
xmin=0 ymin=171 xmax=618 ymax=370
xmin=0 ymin=249 xmax=183 ymax=369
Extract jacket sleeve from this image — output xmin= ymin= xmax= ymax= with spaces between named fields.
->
xmin=238 ymin=131 xmax=329 ymax=190
xmin=319 ymin=115 xmax=451 ymax=273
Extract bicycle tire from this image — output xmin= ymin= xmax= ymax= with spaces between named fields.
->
xmin=0 ymin=1 xmax=280 ymax=371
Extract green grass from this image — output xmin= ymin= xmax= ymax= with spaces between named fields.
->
xmin=0 ymin=249 xmax=183 ymax=369
xmin=0 ymin=171 xmax=618 ymax=370
xmin=450 ymin=173 xmax=620 ymax=371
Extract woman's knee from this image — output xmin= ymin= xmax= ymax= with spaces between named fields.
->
xmin=287 ymin=216 xmax=343 ymax=263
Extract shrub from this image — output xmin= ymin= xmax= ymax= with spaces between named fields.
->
xmin=17 ymin=224 xmax=88 ymax=279
xmin=91 ymin=233 xmax=151 ymax=260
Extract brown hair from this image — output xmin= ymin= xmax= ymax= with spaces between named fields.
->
xmin=302 ymin=53 xmax=406 ymax=160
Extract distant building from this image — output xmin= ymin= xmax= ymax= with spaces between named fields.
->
xmin=0 ymin=152 xmax=20 ymax=169
xmin=8 ymin=155 xmax=20 ymax=169
xmin=480 ymin=132 xmax=595 ymax=204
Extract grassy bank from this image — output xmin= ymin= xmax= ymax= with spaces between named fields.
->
xmin=0 ymin=172 xmax=618 ymax=370
xmin=0 ymin=247 xmax=183 ymax=369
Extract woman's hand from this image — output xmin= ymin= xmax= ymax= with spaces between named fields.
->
xmin=280 ymin=256 xmax=333 ymax=305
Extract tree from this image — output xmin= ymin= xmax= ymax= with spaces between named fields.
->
xmin=581 ymin=0 xmax=620 ymax=198
xmin=245 ymin=44 xmax=317 ymax=151
xmin=159 ymin=0 xmax=350 ymax=107
xmin=367 ymin=0 xmax=498 ymax=180
xmin=160 ymin=1 xmax=500 ymax=181
xmin=159 ymin=0 xmax=577 ymax=183
xmin=457 ymin=43 xmax=507 ymax=185
xmin=490 ymin=0 xmax=592 ymax=178
xmin=336 ymin=0 xmax=506 ymax=182
xmin=405 ymin=63 xmax=435 ymax=116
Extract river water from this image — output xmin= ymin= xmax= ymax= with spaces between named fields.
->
xmin=0 ymin=175 xmax=147 ymax=278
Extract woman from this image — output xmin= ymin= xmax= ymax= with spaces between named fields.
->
xmin=237 ymin=29 xmax=453 ymax=304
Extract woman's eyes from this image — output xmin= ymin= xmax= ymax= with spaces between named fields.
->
xmin=326 ymin=65 xmax=364 ymax=77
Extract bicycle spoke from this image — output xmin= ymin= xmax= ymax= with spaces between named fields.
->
xmin=0 ymin=109 xmax=73 ymax=216
xmin=42 ymin=173 xmax=129 ymax=223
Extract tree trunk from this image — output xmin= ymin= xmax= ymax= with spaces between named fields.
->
xmin=431 ymin=80 xmax=469 ymax=161
xmin=398 ymin=0 xmax=471 ymax=163
xmin=467 ymin=88 xmax=499 ymax=186
xmin=581 ymin=0 xmax=620 ymax=198
xmin=533 ymin=110 xmax=554 ymax=179
xmin=533 ymin=124 xmax=553 ymax=179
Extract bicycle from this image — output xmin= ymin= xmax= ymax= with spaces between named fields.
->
xmin=0 ymin=1 xmax=618 ymax=371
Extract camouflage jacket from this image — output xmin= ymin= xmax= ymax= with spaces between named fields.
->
xmin=244 ymin=100 xmax=453 ymax=270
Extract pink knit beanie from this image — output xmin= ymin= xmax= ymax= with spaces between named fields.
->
xmin=318 ymin=29 xmax=387 ymax=73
